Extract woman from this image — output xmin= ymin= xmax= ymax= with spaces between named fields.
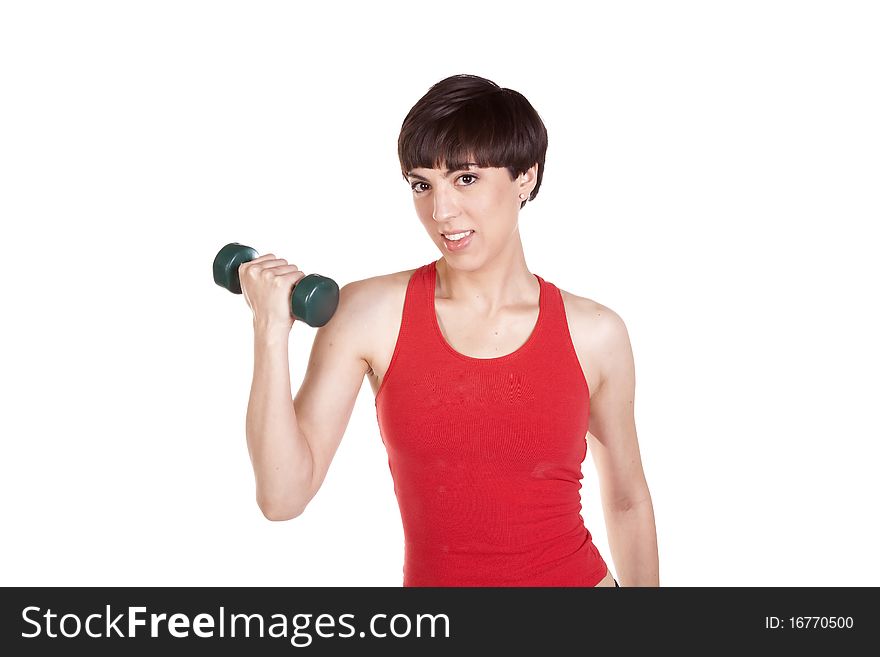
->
xmin=242 ymin=74 xmax=659 ymax=588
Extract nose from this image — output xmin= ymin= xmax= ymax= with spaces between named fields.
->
xmin=432 ymin=186 xmax=460 ymax=223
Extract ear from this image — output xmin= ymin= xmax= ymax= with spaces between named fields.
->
xmin=519 ymin=163 xmax=538 ymax=195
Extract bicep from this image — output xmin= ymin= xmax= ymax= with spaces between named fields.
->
xmin=585 ymin=309 xmax=649 ymax=510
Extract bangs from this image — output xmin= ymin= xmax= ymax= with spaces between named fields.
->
xmin=401 ymin=94 xmax=520 ymax=177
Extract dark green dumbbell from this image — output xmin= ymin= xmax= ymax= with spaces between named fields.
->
xmin=213 ymin=242 xmax=339 ymax=327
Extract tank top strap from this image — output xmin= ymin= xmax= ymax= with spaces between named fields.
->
xmin=531 ymin=272 xmax=569 ymax=346
xmin=407 ymin=261 xmax=438 ymax=342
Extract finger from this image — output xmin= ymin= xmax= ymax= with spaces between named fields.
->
xmin=239 ymin=253 xmax=285 ymax=269
xmin=242 ymin=258 xmax=289 ymax=274
xmin=270 ymin=270 xmax=306 ymax=288
xmin=255 ymin=259 xmax=291 ymax=269
xmin=248 ymin=253 xmax=278 ymax=263
xmin=267 ymin=265 xmax=302 ymax=275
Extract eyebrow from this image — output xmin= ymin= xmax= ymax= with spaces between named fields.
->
xmin=406 ymin=163 xmax=478 ymax=180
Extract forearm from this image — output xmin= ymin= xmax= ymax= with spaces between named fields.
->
xmin=604 ymin=496 xmax=659 ymax=586
xmin=246 ymin=326 xmax=314 ymax=519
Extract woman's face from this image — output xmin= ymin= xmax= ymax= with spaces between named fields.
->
xmin=406 ymin=162 xmax=535 ymax=262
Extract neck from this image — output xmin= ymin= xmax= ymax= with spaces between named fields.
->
xmin=435 ymin=243 xmax=537 ymax=317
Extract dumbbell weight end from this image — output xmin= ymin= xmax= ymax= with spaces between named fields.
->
xmin=213 ymin=242 xmax=259 ymax=294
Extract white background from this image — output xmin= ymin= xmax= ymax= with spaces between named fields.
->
xmin=1 ymin=1 xmax=877 ymax=587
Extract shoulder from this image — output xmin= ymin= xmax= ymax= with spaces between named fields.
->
xmin=343 ymin=267 xmax=417 ymax=310
xmin=558 ymin=287 xmax=628 ymax=344
xmin=337 ymin=267 xmax=419 ymax=362
xmin=557 ymin=287 xmax=632 ymax=392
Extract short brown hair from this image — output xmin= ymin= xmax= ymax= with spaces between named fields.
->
xmin=398 ymin=74 xmax=548 ymax=210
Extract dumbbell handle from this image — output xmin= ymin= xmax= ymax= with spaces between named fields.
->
xmin=213 ymin=242 xmax=339 ymax=328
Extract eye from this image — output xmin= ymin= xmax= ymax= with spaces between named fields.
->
xmin=410 ymin=174 xmax=478 ymax=194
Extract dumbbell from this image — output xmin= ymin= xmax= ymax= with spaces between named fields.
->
xmin=213 ymin=242 xmax=339 ymax=327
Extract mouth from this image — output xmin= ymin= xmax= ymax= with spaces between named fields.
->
xmin=441 ymin=230 xmax=475 ymax=251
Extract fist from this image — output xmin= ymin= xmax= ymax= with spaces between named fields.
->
xmin=238 ymin=253 xmax=307 ymax=331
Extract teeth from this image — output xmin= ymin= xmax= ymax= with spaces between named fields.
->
xmin=444 ymin=230 xmax=473 ymax=241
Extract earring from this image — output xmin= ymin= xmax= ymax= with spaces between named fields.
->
xmin=519 ymin=193 xmax=527 ymax=200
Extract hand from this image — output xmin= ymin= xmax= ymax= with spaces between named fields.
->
xmin=238 ymin=253 xmax=307 ymax=332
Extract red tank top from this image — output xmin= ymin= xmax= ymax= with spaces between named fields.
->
xmin=374 ymin=260 xmax=608 ymax=586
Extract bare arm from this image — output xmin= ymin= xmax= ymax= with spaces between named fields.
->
xmin=585 ymin=306 xmax=660 ymax=586
xmin=246 ymin=326 xmax=314 ymax=520
xmin=245 ymin=280 xmax=373 ymax=521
